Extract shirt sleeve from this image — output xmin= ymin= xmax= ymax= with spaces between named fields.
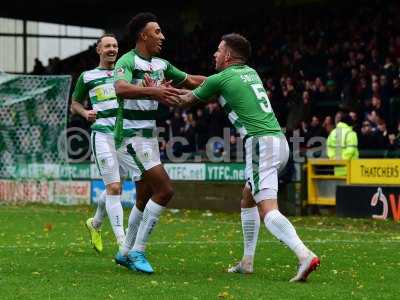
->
xmin=326 ymin=130 xmax=336 ymax=159
xmin=163 ymin=60 xmax=188 ymax=85
xmin=71 ymin=72 xmax=88 ymax=102
xmin=192 ymin=74 xmax=221 ymax=102
xmin=114 ymin=54 xmax=133 ymax=83
xmin=343 ymin=130 xmax=358 ymax=159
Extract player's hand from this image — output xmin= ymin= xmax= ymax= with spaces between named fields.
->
xmin=152 ymin=87 xmax=182 ymax=106
xmin=84 ymin=110 xmax=97 ymax=122
xmin=161 ymin=79 xmax=173 ymax=88
xmin=143 ymin=74 xmax=157 ymax=87
xmin=177 ymin=96 xmax=195 ymax=108
xmin=175 ymin=88 xmax=191 ymax=95
xmin=143 ymin=75 xmax=173 ymax=88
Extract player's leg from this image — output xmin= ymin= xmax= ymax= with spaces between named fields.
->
xmin=259 ymin=198 xmax=320 ymax=282
xmin=228 ymin=185 xmax=259 ymax=274
xmin=128 ymin=165 xmax=173 ymax=273
xmin=253 ymin=135 xmax=319 ymax=282
xmin=126 ymin=137 xmax=172 ymax=273
xmin=115 ymin=179 xmax=153 ymax=269
xmin=114 ymin=137 xmax=155 ymax=270
xmin=121 ymin=180 xmax=153 ymax=256
xmin=85 ymin=190 xmax=106 ymax=252
xmin=92 ymin=190 xmax=107 ymax=229
xmin=92 ymin=132 xmax=125 ymax=248
xmin=105 ymin=181 xmax=125 ymax=248
xmin=133 ymin=165 xmax=173 ymax=251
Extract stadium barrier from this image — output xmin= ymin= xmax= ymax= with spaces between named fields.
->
xmin=307 ymin=159 xmax=400 ymax=207
xmin=0 ymin=162 xmax=300 ymax=214
xmin=336 ymin=186 xmax=400 ymax=221
xmin=307 ymin=159 xmax=349 ymax=205
xmin=0 ymin=163 xmax=90 ymax=204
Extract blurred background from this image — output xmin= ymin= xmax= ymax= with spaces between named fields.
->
xmin=2 ymin=0 xmax=399 ymax=162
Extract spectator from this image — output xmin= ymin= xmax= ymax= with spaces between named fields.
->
xmin=50 ymin=0 xmax=400 ymax=160
xmin=32 ymin=58 xmax=46 ymax=75
xmin=169 ymin=109 xmax=184 ymax=138
xmin=388 ymin=121 xmax=400 ymax=150
xmin=367 ymin=96 xmax=385 ymax=119
xmin=322 ymin=116 xmax=335 ymax=135
xmin=376 ymin=119 xmax=390 ymax=149
xmin=327 ymin=112 xmax=359 ymax=175
xmin=305 ymin=116 xmax=325 ymax=141
xmin=182 ymin=113 xmax=196 ymax=153
xmin=392 ymin=78 xmax=400 ymax=98
xmin=195 ymin=108 xmax=208 ymax=152
xmin=358 ymin=120 xmax=384 ymax=150
xmin=206 ymin=102 xmax=226 ymax=139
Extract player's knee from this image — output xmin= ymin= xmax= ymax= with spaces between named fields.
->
xmin=241 ymin=185 xmax=256 ymax=208
xmin=241 ymin=197 xmax=256 ymax=208
xmin=165 ymin=186 xmax=175 ymax=200
xmin=256 ymin=189 xmax=279 ymax=220
xmin=159 ymin=185 xmax=174 ymax=202
xmin=106 ymin=182 xmax=121 ymax=195
xmin=135 ymin=198 xmax=147 ymax=211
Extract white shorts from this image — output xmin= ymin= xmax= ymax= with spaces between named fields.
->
xmin=91 ymin=132 xmax=133 ymax=185
xmin=125 ymin=136 xmax=161 ymax=182
xmin=245 ymin=134 xmax=289 ymax=203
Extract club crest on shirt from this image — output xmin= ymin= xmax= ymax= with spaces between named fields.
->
xmin=100 ymin=158 xmax=107 ymax=167
xmin=143 ymin=151 xmax=150 ymax=161
xmin=116 ymin=67 xmax=125 ymax=76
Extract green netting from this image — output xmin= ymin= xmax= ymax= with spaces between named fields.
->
xmin=0 ymin=72 xmax=71 ymax=179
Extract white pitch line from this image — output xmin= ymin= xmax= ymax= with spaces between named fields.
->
xmin=0 ymin=239 xmax=399 ymax=250
xmin=180 ymin=219 xmax=395 ymax=236
xmin=0 ymin=207 xmax=396 ymax=236
xmin=150 ymin=239 xmax=400 ymax=245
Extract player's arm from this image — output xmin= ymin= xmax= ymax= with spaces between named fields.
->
xmin=70 ymin=73 xmax=96 ymax=122
xmin=114 ymin=56 xmax=180 ymax=106
xmin=114 ymin=80 xmax=180 ymax=106
xmin=180 ymin=75 xmax=206 ymax=89
xmin=163 ymin=60 xmax=206 ymax=89
xmin=177 ymin=91 xmax=199 ymax=108
xmin=71 ymin=101 xmax=97 ymax=122
xmin=178 ymin=74 xmax=221 ymax=107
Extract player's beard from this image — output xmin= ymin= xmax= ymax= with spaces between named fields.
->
xmin=215 ymin=60 xmax=221 ymax=71
xmin=153 ymin=42 xmax=162 ymax=55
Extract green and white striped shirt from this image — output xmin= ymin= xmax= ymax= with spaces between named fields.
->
xmin=114 ymin=49 xmax=187 ymax=140
xmin=72 ymin=67 xmax=117 ymax=135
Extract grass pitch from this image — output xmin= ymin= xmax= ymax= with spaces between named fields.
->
xmin=0 ymin=204 xmax=399 ymax=299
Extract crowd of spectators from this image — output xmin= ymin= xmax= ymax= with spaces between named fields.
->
xmin=35 ymin=0 xmax=400 ymax=160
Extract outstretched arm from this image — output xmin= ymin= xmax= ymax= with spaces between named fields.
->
xmin=114 ymin=80 xmax=181 ymax=107
xmin=177 ymin=91 xmax=199 ymax=108
xmin=163 ymin=61 xmax=206 ymax=89
xmin=177 ymin=73 xmax=222 ymax=107
xmin=180 ymin=75 xmax=206 ymax=89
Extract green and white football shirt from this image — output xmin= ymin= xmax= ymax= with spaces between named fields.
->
xmin=72 ymin=67 xmax=117 ymax=135
xmin=193 ymin=64 xmax=282 ymax=139
xmin=114 ymin=49 xmax=187 ymax=138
